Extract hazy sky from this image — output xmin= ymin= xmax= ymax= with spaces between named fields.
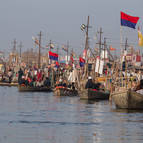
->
xmin=0 ymin=0 xmax=143 ymax=56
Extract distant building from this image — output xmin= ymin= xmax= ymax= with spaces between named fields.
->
xmin=9 ymin=52 xmax=19 ymax=67
xmin=21 ymin=49 xmax=38 ymax=67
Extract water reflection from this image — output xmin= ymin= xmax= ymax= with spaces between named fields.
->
xmin=0 ymin=87 xmax=143 ymax=143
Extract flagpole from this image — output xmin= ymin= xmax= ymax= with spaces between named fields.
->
xmin=120 ymin=26 xmax=123 ymax=57
xmin=38 ymin=31 xmax=42 ymax=69
xmin=120 ymin=25 xmax=124 ymax=87
xmin=67 ymin=41 xmax=69 ymax=65
xmin=49 ymin=40 xmax=52 ymax=65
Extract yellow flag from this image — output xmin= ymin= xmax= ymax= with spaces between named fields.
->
xmin=138 ymin=28 xmax=143 ymax=47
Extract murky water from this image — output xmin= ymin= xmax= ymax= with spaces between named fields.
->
xmin=0 ymin=86 xmax=143 ymax=143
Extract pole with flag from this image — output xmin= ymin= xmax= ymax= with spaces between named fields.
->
xmin=120 ymin=11 xmax=139 ymax=88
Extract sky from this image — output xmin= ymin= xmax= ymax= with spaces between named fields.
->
xmin=0 ymin=0 xmax=143 ymax=57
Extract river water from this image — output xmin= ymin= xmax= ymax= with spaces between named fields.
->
xmin=0 ymin=86 xmax=143 ymax=143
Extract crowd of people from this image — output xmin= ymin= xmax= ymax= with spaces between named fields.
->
xmin=1 ymin=63 xmax=143 ymax=94
xmin=18 ymin=67 xmax=52 ymax=87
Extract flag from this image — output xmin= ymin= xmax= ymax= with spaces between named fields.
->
xmin=49 ymin=51 xmax=58 ymax=61
xmin=121 ymin=11 xmax=139 ymax=29
xmin=46 ymin=43 xmax=54 ymax=49
xmin=62 ymin=45 xmax=68 ymax=52
xmin=50 ymin=43 xmax=54 ymax=49
xmin=79 ymin=57 xmax=85 ymax=67
xmin=109 ymin=45 xmax=116 ymax=51
xmin=138 ymin=27 xmax=143 ymax=47
xmin=32 ymin=36 xmax=39 ymax=45
xmin=81 ymin=24 xmax=86 ymax=31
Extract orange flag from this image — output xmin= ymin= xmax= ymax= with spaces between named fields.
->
xmin=109 ymin=46 xmax=116 ymax=51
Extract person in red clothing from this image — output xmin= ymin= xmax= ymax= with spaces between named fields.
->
xmin=36 ymin=69 xmax=43 ymax=87
xmin=37 ymin=70 xmax=42 ymax=82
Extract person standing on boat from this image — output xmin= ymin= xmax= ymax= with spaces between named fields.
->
xmin=85 ymin=76 xmax=94 ymax=89
xmin=18 ymin=68 xmax=24 ymax=84
xmin=36 ymin=69 xmax=42 ymax=87
xmin=8 ymin=69 xmax=13 ymax=83
xmin=57 ymin=78 xmax=63 ymax=86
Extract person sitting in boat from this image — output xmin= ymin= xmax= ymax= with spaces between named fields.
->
xmin=71 ymin=82 xmax=75 ymax=90
xmin=57 ymin=79 xmax=63 ymax=86
xmin=44 ymin=77 xmax=51 ymax=87
xmin=28 ymin=76 xmax=33 ymax=86
xmin=131 ymin=78 xmax=138 ymax=90
xmin=24 ymin=75 xmax=29 ymax=86
xmin=68 ymin=82 xmax=75 ymax=90
xmin=94 ymin=82 xmax=100 ymax=90
xmin=62 ymin=79 xmax=67 ymax=87
xmin=85 ymin=76 xmax=94 ymax=89
xmin=19 ymin=76 xmax=26 ymax=85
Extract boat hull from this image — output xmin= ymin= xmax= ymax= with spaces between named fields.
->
xmin=18 ymin=85 xmax=52 ymax=92
xmin=79 ymin=89 xmax=110 ymax=100
xmin=111 ymin=89 xmax=143 ymax=109
xmin=0 ymin=82 xmax=18 ymax=86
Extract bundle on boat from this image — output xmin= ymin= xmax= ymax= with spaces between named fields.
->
xmin=54 ymin=86 xmax=78 ymax=96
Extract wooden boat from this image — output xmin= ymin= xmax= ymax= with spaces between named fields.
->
xmin=54 ymin=86 xmax=78 ymax=96
xmin=79 ymin=89 xmax=110 ymax=100
xmin=111 ymin=89 xmax=143 ymax=109
xmin=0 ymin=82 xmax=18 ymax=86
xmin=18 ymin=85 xmax=52 ymax=92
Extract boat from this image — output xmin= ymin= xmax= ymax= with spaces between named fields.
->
xmin=54 ymin=86 xmax=78 ymax=96
xmin=0 ymin=82 xmax=18 ymax=86
xmin=111 ymin=88 xmax=143 ymax=110
xmin=79 ymin=88 xmax=110 ymax=100
xmin=18 ymin=85 xmax=52 ymax=92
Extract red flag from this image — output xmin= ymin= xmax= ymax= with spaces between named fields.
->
xmin=49 ymin=51 xmax=58 ymax=61
xmin=109 ymin=46 xmax=116 ymax=51
xmin=121 ymin=11 xmax=139 ymax=29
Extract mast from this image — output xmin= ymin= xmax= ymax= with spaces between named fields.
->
xmin=12 ymin=39 xmax=17 ymax=53
xmin=103 ymin=37 xmax=107 ymax=65
xmin=19 ymin=42 xmax=23 ymax=63
xmin=49 ymin=40 xmax=52 ymax=51
xmin=85 ymin=16 xmax=89 ymax=60
xmin=97 ymin=28 xmax=103 ymax=75
xmin=38 ymin=31 xmax=42 ymax=69
xmin=98 ymin=28 xmax=103 ymax=56
xmin=125 ymin=38 xmax=128 ymax=88
xmin=84 ymin=16 xmax=90 ymax=76
xmin=11 ymin=39 xmax=17 ymax=65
